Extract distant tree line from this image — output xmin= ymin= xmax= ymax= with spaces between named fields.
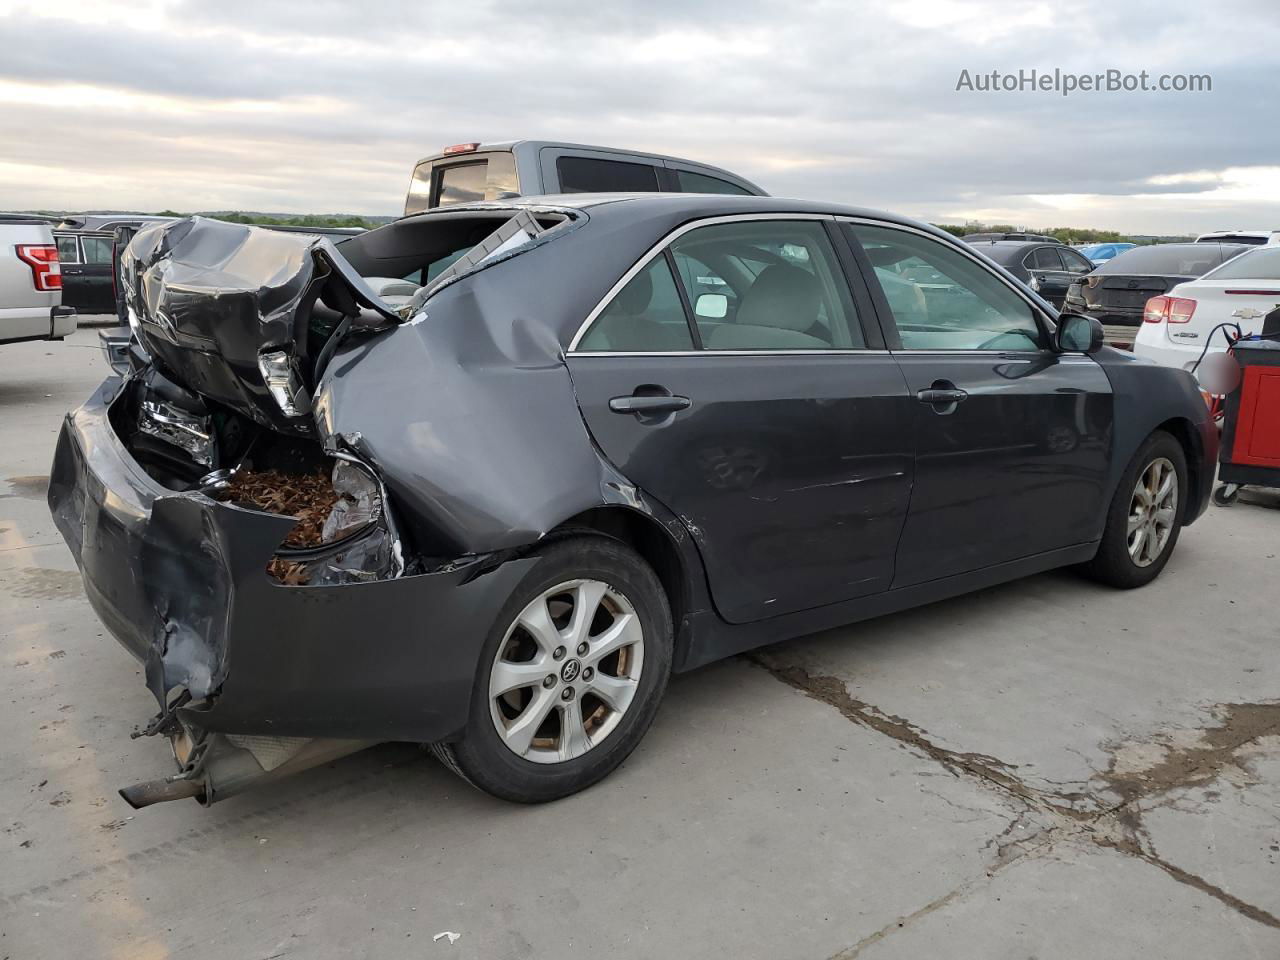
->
xmin=153 ymin=210 xmax=379 ymax=228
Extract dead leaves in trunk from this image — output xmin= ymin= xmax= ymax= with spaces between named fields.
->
xmin=222 ymin=469 xmax=338 ymax=549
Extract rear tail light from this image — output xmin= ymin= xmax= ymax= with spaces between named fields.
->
xmin=1143 ymin=295 xmax=1197 ymax=324
xmin=442 ymin=142 xmax=480 ymax=155
xmin=15 ymin=244 xmax=61 ymax=291
xmin=1167 ymin=297 xmax=1196 ymax=323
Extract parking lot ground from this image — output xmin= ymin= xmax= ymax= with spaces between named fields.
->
xmin=2 ymin=329 xmax=1278 ymax=959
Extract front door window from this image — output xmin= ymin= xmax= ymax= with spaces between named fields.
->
xmin=849 ymin=223 xmax=1045 ymax=351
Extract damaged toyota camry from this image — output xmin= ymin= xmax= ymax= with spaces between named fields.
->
xmin=49 ymin=195 xmax=1217 ymax=808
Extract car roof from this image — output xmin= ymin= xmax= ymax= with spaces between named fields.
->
xmin=384 ymin=193 xmax=1066 ymax=347
xmin=398 ymin=193 xmax=977 ymax=246
xmin=972 ymin=239 xmax=1060 ymax=249
xmin=416 ymin=140 xmax=733 ymax=166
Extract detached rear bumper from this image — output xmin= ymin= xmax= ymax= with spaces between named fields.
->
xmin=49 ymin=378 xmax=534 ymax=743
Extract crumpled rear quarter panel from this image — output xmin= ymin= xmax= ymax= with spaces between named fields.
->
xmin=49 ymin=379 xmax=537 ymax=742
xmin=315 ymin=246 xmax=626 ymax=556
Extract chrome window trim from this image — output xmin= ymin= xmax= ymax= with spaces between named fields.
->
xmin=566 ymin=213 xmax=837 ymax=354
xmin=834 ymin=215 xmax=1058 ymax=334
xmin=568 ymin=349 xmax=1097 ymax=359
xmin=569 ymin=348 xmax=892 ymax=358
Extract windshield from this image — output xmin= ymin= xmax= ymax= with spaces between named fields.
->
xmin=1202 ymin=246 xmax=1280 ymax=281
xmin=1096 ymin=244 xmax=1241 ymax=276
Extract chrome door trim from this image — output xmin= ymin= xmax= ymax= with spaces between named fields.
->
xmin=568 ymin=348 xmax=893 ymax=358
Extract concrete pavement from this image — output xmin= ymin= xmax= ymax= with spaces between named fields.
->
xmin=2 ymin=329 xmax=1277 ymax=959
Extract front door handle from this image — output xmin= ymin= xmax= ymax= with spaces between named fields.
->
xmin=609 ymin=394 xmax=691 ymax=415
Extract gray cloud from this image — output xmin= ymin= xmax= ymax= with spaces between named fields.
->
xmin=0 ymin=0 xmax=1277 ymax=232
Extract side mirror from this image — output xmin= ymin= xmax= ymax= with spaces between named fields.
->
xmin=1054 ymin=312 xmax=1104 ymax=353
xmin=695 ymin=293 xmax=728 ymax=319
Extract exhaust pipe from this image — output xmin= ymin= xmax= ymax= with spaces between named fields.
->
xmin=118 ymin=733 xmax=376 ymax=809
xmin=119 ymin=775 xmax=205 ymax=809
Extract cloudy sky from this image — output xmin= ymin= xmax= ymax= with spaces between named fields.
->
xmin=1 ymin=0 xmax=1277 ymax=233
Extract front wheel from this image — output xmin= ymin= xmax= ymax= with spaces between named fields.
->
xmin=1078 ymin=430 xmax=1187 ymax=589
xmin=435 ymin=536 xmax=672 ymax=803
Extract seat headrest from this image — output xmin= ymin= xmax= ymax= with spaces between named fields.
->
xmin=736 ymin=264 xmax=823 ymax=331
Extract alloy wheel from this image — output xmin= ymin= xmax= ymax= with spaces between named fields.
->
xmin=489 ymin=579 xmax=645 ymax=764
xmin=1127 ymin=457 xmax=1178 ymax=567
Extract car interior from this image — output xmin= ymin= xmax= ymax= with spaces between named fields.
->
xmin=579 ymin=221 xmax=862 ymax=351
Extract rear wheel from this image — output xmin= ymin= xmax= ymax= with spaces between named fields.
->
xmin=1079 ymin=431 xmax=1187 ymax=588
xmin=435 ymin=536 xmax=672 ymax=802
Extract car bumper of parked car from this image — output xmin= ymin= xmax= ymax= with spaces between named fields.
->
xmin=49 ymin=378 xmax=536 ymax=753
xmin=1070 ymin=303 xmax=1143 ymax=327
xmin=0 ymin=304 xmax=76 ymax=344
xmin=51 ymin=305 xmax=77 ymax=338
xmin=1132 ymin=325 xmax=1211 ymax=373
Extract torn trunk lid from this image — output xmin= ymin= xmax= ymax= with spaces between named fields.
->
xmin=120 ymin=217 xmax=399 ymax=436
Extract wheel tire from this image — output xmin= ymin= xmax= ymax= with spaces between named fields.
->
xmin=438 ymin=536 xmax=672 ymax=803
xmin=1078 ymin=430 xmax=1187 ymax=589
xmin=1212 ymin=484 xmax=1239 ymax=507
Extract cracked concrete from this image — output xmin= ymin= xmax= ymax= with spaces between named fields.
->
xmin=753 ymin=656 xmax=1280 ymax=940
xmin=3 ymin=329 xmax=1279 ymax=959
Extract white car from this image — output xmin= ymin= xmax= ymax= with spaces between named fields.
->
xmin=1134 ymin=245 xmax=1280 ymax=371
xmin=0 ymin=215 xmax=77 ymax=344
xmin=1194 ymin=230 xmax=1280 ymax=246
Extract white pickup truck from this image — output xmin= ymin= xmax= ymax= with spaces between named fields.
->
xmin=0 ymin=215 xmax=76 ymax=344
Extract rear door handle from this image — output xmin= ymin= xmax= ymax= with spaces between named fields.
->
xmin=916 ymin=388 xmax=968 ymax=404
xmin=609 ymin=395 xmax=691 ymax=415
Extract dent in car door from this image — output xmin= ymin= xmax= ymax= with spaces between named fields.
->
xmin=846 ymin=221 xmax=1114 ymax=587
xmin=567 ymin=218 xmax=914 ymax=624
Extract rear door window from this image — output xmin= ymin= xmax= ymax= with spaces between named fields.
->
xmin=1059 ymin=248 xmax=1094 ymax=274
xmin=576 ymin=257 xmax=695 ymax=352
xmin=673 ymin=170 xmax=751 ymax=195
xmin=557 ymin=156 xmax=660 ymax=193
xmin=1029 ymin=247 xmax=1064 ymax=271
xmin=81 ymin=236 xmax=113 ymax=264
xmin=55 ymin=235 xmax=80 ymax=263
xmin=669 ymin=220 xmax=862 ymax=350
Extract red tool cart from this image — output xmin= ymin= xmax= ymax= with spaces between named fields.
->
xmin=1215 ymin=335 xmax=1280 ymax=505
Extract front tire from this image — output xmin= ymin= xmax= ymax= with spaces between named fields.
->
xmin=1079 ymin=430 xmax=1187 ymax=589
xmin=437 ymin=536 xmax=672 ymax=803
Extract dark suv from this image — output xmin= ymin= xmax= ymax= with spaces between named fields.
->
xmin=960 ymin=240 xmax=1094 ymax=308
